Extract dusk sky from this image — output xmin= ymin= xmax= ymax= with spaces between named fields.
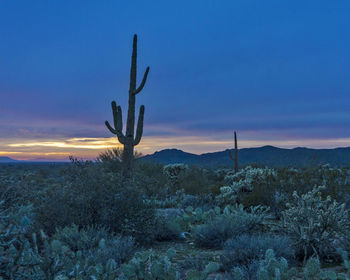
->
xmin=1 ymin=1 xmax=350 ymax=160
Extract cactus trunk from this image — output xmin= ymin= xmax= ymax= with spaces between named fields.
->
xmin=228 ymin=131 xmax=239 ymax=173
xmin=234 ymin=131 xmax=238 ymax=173
xmin=105 ymin=34 xmax=149 ymax=178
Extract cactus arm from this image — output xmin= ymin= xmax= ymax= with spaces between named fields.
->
xmin=105 ymin=120 xmax=118 ymax=134
xmin=111 ymin=101 xmax=123 ymax=132
xmin=134 ymin=66 xmax=150 ymax=95
xmin=105 ymin=121 xmax=127 ymax=145
xmin=133 ymin=105 xmax=144 ymax=145
xmin=105 ymin=101 xmax=127 ymax=145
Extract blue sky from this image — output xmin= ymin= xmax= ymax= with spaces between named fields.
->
xmin=1 ymin=1 xmax=350 ymax=160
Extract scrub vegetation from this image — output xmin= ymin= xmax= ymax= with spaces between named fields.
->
xmin=2 ymin=158 xmax=350 ymax=279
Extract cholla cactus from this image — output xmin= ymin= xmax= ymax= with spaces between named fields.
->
xmin=216 ymin=166 xmax=277 ymax=205
xmin=163 ymin=163 xmax=189 ymax=191
xmin=281 ymin=186 xmax=350 ymax=263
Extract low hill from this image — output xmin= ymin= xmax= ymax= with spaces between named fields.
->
xmin=140 ymin=146 xmax=350 ymax=168
xmin=0 ymin=156 xmax=19 ymax=163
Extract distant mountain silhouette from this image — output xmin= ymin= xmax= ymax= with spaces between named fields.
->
xmin=140 ymin=146 xmax=350 ymax=168
xmin=0 ymin=156 xmax=19 ymax=163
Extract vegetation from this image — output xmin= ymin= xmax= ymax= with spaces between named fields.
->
xmin=227 ymin=131 xmax=239 ymax=173
xmin=2 ymin=152 xmax=350 ymax=279
xmin=105 ymin=34 xmax=149 ymax=178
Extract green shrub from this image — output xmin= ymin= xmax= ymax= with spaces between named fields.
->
xmin=35 ymin=159 xmax=157 ymax=245
xmin=163 ymin=163 xmax=189 ymax=192
xmin=153 ymin=214 xmax=183 ymax=241
xmin=133 ymin=161 xmax=168 ymax=197
xmin=257 ymin=249 xmax=297 ymax=280
xmin=221 ymin=234 xmax=294 ymax=271
xmin=96 ymin=148 xmax=123 ymax=173
xmin=216 ymin=166 xmax=277 ymax=205
xmin=118 ymin=248 xmax=179 ymax=280
xmin=194 ymin=205 xmax=271 ymax=249
xmin=53 ymin=225 xmax=135 ymax=265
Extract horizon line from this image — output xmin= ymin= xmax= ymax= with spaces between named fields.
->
xmin=2 ymin=143 xmax=350 ymax=162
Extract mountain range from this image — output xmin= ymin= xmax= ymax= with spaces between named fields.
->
xmin=140 ymin=146 xmax=350 ymax=168
xmin=0 ymin=156 xmax=19 ymax=163
xmin=2 ymin=146 xmax=350 ymax=167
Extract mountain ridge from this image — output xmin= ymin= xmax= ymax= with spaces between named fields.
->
xmin=0 ymin=156 xmax=19 ymax=163
xmin=140 ymin=146 xmax=350 ymax=168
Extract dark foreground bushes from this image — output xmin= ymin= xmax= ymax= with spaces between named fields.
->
xmin=24 ymin=159 xmax=157 ymax=245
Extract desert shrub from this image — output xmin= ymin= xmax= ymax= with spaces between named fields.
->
xmin=242 ymin=188 xmax=291 ymax=220
xmin=241 ymin=165 xmax=350 ymax=218
xmin=221 ymin=234 xmax=294 ymax=271
xmin=302 ymin=250 xmax=350 ymax=280
xmin=118 ymin=248 xmax=179 ymax=280
xmin=257 ymin=249 xmax=298 ymax=280
xmin=53 ymin=224 xmax=135 ymax=265
xmin=281 ymin=186 xmax=350 ymax=262
xmin=0 ymin=203 xmax=135 ymax=279
xmin=227 ymin=262 xmax=260 ymax=280
xmin=228 ymin=249 xmax=297 ymax=280
xmin=185 ymin=262 xmax=220 ymax=280
xmin=216 ymin=166 xmax=277 ymax=205
xmin=178 ymin=166 xmax=218 ymax=195
xmin=53 ymin=224 xmax=112 ymax=251
xmin=194 ymin=205 xmax=271 ymax=249
xmin=151 ymin=190 xmax=216 ymax=210
xmin=180 ymin=193 xmax=216 ymax=210
xmin=180 ymin=252 xmax=218 ymax=272
xmin=153 ymin=214 xmax=183 ymax=241
xmin=133 ymin=161 xmax=168 ymax=197
xmin=34 ymin=159 xmax=157 ymax=244
xmin=0 ymin=201 xmax=38 ymax=278
xmin=96 ymin=148 xmax=123 ymax=173
xmin=163 ymin=163 xmax=189 ymax=192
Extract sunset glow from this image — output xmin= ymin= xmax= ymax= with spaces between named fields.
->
xmin=2 ymin=136 xmax=350 ymax=161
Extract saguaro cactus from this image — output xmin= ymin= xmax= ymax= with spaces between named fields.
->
xmin=228 ymin=131 xmax=239 ymax=173
xmin=105 ymin=34 xmax=149 ymax=178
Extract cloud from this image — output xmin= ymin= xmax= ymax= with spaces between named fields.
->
xmin=2 ymin=134 xmax=350 ymax=161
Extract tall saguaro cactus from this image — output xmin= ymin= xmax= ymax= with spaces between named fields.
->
xmin=105 ymin=34 xmax=149 ymax=178
xmin=228 ymin=131 xmax=239 ymax=173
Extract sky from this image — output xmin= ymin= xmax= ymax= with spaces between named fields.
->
xmin=1 ymin=1 xmax=350 ymax=161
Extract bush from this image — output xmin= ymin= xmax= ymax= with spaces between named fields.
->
xmin=34 ymin=159 xmax=157 ymax=244
xmin=53 ymin=225 xmax=135 ymax=265
xmin=153 ymin=214 xmax=183 ymax=241
xmin=281 ymin=186 xmax=350 ymax=262
xmin=178 ymin=166 xmax=218 ymax=195
xmin=118 ymin=248 xmax=179 ymax=280
xmin=133 ymin=161 xmax=168 ymax=197
xmin=194 ymin=205 xmax=271 ymax=249
xmin=257 ymin=249 xmax=297 ymax=280
xmin=216 ymin=166 xmax=277 ymax=205
xmin=163 ymin=163 xmax=189 ymax=192
xmin=221 ymin=234 xmax=294 ymax=271
xmin=96 ymin=148 xmax=123 ymax=173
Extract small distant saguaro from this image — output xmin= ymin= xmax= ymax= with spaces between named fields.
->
xmin=228 ymin=131 xmax=239 ymax=173
xmin=105 ymin=34 xmax=150 ymax=178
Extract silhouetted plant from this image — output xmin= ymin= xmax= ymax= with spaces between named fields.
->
xmin=105 ymin=34 xmax=150 ymax=178
xmin=228 ymin=131 xmax=239 ymax=173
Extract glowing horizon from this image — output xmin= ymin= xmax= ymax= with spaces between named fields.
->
xmin=2 ymin=136 xmax=350 ymax=161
